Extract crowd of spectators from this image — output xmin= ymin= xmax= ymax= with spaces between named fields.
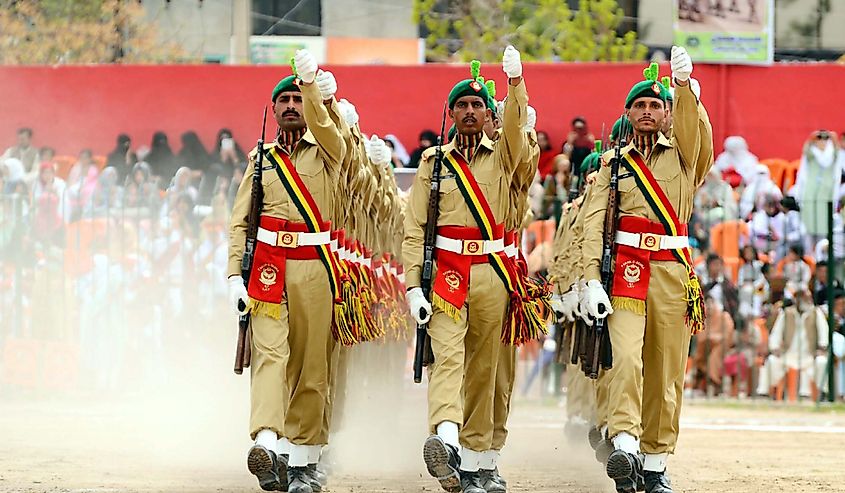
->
xmin=3 ymin=123 xmax=845 ymax=402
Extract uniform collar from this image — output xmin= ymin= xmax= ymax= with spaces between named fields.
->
xmin=445 ymin=131 xmax=496 ymax=153
xmin=620 ymin=131 xmax=674 ymax=155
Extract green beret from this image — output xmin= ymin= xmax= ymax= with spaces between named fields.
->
xmin=271 ymin=75 xmax=300 ymax=102
xmin=580 ymin=152 xmax=601 ymax=175
xmin=610 ymin=117 xmax=633 ymax=141
xmin=448 ymin=78 xmax=490 ymax=109
xmin=625 ymin=80 xmax=669 ymax=109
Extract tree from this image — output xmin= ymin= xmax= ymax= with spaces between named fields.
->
xmin=413 ymin=0 xmax=647 ymax=62
xmin=0 ymin=0 xmax=189 ymax=64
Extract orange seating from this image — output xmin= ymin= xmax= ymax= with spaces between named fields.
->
xmin=782 ymin=159 xmax=800 ymax=191
xmin=53 ymin=155 xmax=76 ymax=180
xmin=760 ymin=158 xmax=788 ymax=190
xmin=709 ymin=220 xmax=749 ymax=260
xmin=93 ymin=155 xmax=107 ymax=170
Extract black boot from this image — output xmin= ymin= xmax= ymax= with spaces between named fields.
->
xmin=644 ymin=470 xmax=673 ymax=493
xmin=423 ymin=435 xmax=461 ymax=493
xmin=588 ymin=426 xmax=603 ymax=451
xmin=287 ymin=466 xmax=313 ymax=493
xmin=460 ymin=470 xmax=487 ymax=493
xmin=479 ymin=468 xmax=506 ymax=492
xmin=306 ymin=464 xmax=322 ymax=492
xmin=595 ymin=438 xmax=614 ymax=465
xmin=606 ymin=450 xmax=644 ymax=493
xmin=247 ymin=445 xmax=284 ymax=492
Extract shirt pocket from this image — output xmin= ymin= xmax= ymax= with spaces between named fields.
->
xmin=260 ymin=168 xmax=283 ymax=205
xmin=437 ymin=177 xmax=464 ymax=224
xmin=617 ymin=174 xmax=645 ymax=214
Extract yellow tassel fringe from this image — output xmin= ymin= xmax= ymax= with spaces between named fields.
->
xmin=247 ymin=299 xmax=282 ymax=320
xmin=432 ymin=293 xmax=461 ymax=321
xmin=611 ymin=296 xmax=646 ymax=316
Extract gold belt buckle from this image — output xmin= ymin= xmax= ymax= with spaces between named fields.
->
xmin=278 ymin=231 xmax=300 ymax=248
xmin=639 ymin=233 xmax=660 ymax=252
xmin=462 ymin=239 xmax=484 ymax=256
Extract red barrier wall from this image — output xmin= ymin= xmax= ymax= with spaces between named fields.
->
xmin=1 ymin=63 xmax=844 ymax=162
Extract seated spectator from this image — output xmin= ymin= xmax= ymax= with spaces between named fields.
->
xmin=758 ymin=291 xmax=828 ymax=399
xmin=737 ymin=245 xmax=768 ymax=321
xmin=106 ymin=134 xmax=133 ymax=182
xmin=781 ymin=244 xmax=812 ymax=297
xmin=384 ymin=134 xmax=409 ymax=168
xmin=146 ymin=131 xmax=177 ymax=188
xmin=714 ymin=136 xmax=759 ymax=188
xmin=536 ymin=131 xmax=557 ymax=180
xmin=747 ymin=195 xmax=785 ymax=260
xmin=407 ymin=129 xmax=436 ymax=169
xmin=698 ymin=253 xmax=739 ymax=318
xmin=696 ymin=167 xmax=739 ymax=229
xmin=739 ymin=164 xmax=781 ymax=219
xmin=693 ymin=296 xmax=736 ymax=395
xmin=2 ymin=128 xmax=38 ymax=183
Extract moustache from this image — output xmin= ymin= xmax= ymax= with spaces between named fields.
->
xmin=638 ymin=117 xmax=655 ymax=124
xmin=462 ymin=116 xmax=477 ymax=124
xmin=282 ymin=110 xmax=300 ymax=118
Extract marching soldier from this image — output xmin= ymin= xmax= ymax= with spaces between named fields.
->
xmin=579 ymin=46 xmax=713 ymax=493
xmin=228 ymin=50 xmax=350 ymax=493
xmin=403 ymin=45 xmax=531 ymax=493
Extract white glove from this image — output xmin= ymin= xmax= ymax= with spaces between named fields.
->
xmin=293 ymin=49 xmax=318 ymax=84
xmin=550 ymin=294 xmax=567 ymax=322
xmin=368 ymin=135 xmax=391 ymax=168
xmin=671 ymin=45 xmax=693 ymax=82
xmin=582 ymin=279 xmax=613 ymax=320
xmin=560 ymin=289 xmax=580 ymax=322
xmin=689 ymin=77 xmax=701 ymax=99
xmin=228 ymin=276 xmax=249 ymax=316
xmin=495 ymin=99 xmax=506 ymax=120
xmin=525 ymin=105 xmax=537 ymax=132
xmin=338 ymin=98 xmax=359 ymax=126
xmin=315 ymin=70 xmax=337 ymax=100
xmin=407 ymin=287 xmax=432 ymax=325
xmin=502 ymin=45 xmax=522 ymax=79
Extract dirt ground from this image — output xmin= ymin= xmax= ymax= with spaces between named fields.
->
xmin=2 ymin=378 xmax=844 ymax=493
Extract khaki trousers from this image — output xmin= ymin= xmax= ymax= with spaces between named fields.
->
xmin=492 ymin=345 xmax=517 ymax=450
xmin=566 ymin=362 xmax=596 ymax=422
xmin=429 ymin=264 xmax=508 ymax=452
xmin=321 ymin=343 xmax=348 ymax=443
xmin=594 ymin=369 xmax=611 ymax=429
xmin=249 ymin=311 xmax=290 ymax=440
xmin=606 ymin=261 xmax=689 ymax=455
xmin=284 ymin=260 xmax=335 ymax=445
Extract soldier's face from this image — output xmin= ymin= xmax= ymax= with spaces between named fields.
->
xmin=450 ymin=96 xmax=488 ymax=135
xmin=274 ymin=92 xmax=305 ymax=131
xmin=627 ymin=97 xmax=666 ymax=135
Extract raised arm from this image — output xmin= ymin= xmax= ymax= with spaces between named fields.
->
xmin=670 ymin=46 xmax=713 ymax=187
xmin=496 ymin=46 xmax=529 ymax=176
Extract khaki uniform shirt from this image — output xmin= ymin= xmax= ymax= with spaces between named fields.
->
xmin=581 ymin=83 xmax=713 ymax=282
xmin=228 ymin=83 xmax=347 ymax=277
xmin=403 ymin=80 xmax=530 ymax=288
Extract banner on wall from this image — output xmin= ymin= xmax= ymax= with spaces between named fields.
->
xmin=249 ymin=36 xmax=327 ymax=65
xmin=673 ymin=0 xmax=774 ymax=64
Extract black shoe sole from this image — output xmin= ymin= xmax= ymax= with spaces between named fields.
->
xmin=606 ymin=452 xmax=636 ymax=493
xmin=248 ymin=446 xmax=283 ymax=492
xmin=483 ymin=479 xmax=507 ymax=493
xmin=423 ymin=436 xmax=461 ymax=493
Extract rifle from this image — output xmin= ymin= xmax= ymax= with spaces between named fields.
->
xmin=584 ymin=119 xmax=627 ymax=379
xmin=413 ymin=103 xmax=448 ymax=383
xmin=234 ymin=106 xmax=268 ymax=375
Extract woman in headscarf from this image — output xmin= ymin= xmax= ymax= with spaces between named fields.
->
xmin=204 ymin=129 xmax=246 ymax=205
xmin=177 ymin=131 xmax=211 ymax=174
xmin=384 ymin=134 xmax=410 ymax=168
xmin=146 ymin=132 xmax=177 ymax=188
xmin=791 ymin=130 xmax=845 ymax=243
xmin=85 ymin=167 xmax=122 ymax=217
xmin=106 ymin=134 xmax=133 ymax=183
xmin=739 ymin=164 xmax=781 ymax=220
xmin=714 ymin=136 xmax=759 ymax=188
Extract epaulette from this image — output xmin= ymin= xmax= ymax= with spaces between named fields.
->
xmin=421 ymin=146 xmax=438 ymax=161
xmin=249 ymin=142 xmax=276 ymax=160
xmin=600 ymin=149 xmax=615 ymax=167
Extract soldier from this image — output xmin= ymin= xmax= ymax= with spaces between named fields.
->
xmin=228 ymin=49 xmax=349 ymax=493
xmin=580 ymin=46 xmax=713 ymax=493
xmin=403 ymin=45 xmax=530 ymax=493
